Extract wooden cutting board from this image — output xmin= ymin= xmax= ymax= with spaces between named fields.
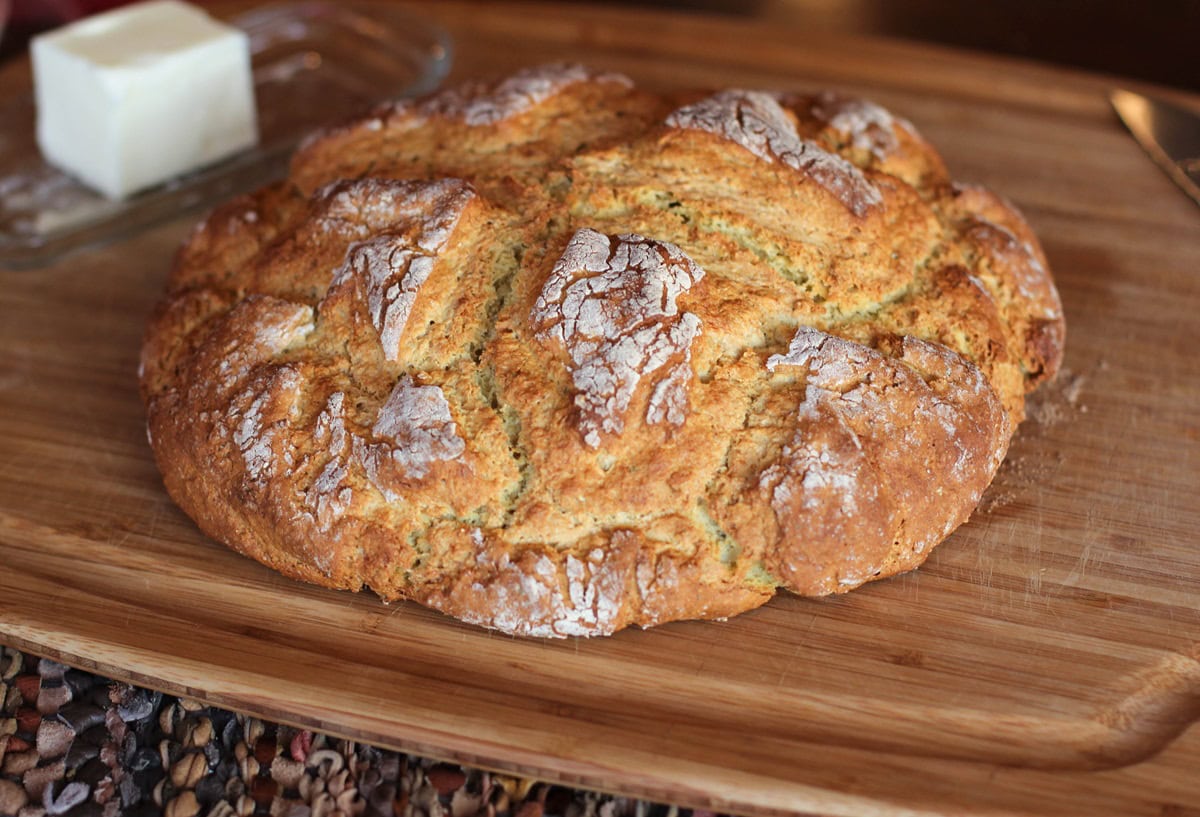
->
xmin=2 ymin=3 xmax=1198 ymax=814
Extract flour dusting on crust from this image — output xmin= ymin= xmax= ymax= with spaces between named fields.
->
xmin=767 ymin=327 xmax=1005 ymax=482
xmin=222 ymin=367 xmax=304 ymax=499
xmin=762 ymin=326 xmax=1008 ymax=591
xmin=315 ymin=178 xmax=465 ymax=239
xmin=423 ymin=63 xmax=633 ymax=127
xmin=968 ymin=220 xmax=1060 ymax=319
xmin=809 ymin=92 xmax=913 ymax=160
xmin=532 ymin=228 xmax=705 ymax=447
xmin=449 ymin=533 xmax=627 ymax=637
xmin=323 ymin=179 xmax=475 ymax=360
xmin=666 ymin=90 xmax=883 ymax=216
xmin=361 ymin=375 xmax=466 ymax=495
xmin=302 ymin=378 xmax=465 ymax=516
xmin=306 ymin=392 xmax=355 ymax=528
xmin=233 ymin=390 xmax=274 ymax=484
xmin=214 ymin=298 xmax=314 ymax=393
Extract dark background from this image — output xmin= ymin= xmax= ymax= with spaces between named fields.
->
xmin=617 ymin=0 xmax=1198 ymax=91
xmin=2 ymin=0 xmax=1197 ymax=92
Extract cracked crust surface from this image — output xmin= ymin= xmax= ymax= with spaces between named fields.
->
xmin=140 ymin=64 xmax=1064 ymax=637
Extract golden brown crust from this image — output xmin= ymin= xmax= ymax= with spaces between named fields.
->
xmin=141 ymin=63 xmax=1065 ymax=637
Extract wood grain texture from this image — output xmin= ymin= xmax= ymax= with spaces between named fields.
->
xmin=1 ymin=2 xmax=1199 ymax=814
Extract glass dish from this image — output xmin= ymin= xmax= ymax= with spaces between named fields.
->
xmin=0 ymin=1 xmax=453 ymax=269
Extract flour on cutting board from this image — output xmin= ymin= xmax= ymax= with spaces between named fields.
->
xmin=1023 ymin=366 xmax=1092 ymax=428
xmin=979 ymin=362 xmax=1101 ymax=515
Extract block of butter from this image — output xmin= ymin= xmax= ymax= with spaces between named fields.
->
xmin=31 ymin=0 xmax=258 ymax=200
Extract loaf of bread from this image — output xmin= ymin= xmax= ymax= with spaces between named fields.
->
xmin=140 ymin=63 xmax=1064 ymax=637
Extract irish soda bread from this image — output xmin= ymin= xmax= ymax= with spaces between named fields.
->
xmin=140 ymin=64 xmax=1064 ymax=637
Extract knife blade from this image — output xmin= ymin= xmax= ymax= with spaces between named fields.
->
xmin=1111 ymin=88 xmax=1200 ymax=208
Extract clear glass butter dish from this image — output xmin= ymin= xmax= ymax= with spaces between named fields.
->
xmin=0 ymin=1 xmax=452 ymax=269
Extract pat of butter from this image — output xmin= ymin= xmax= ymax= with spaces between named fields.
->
xmin=32 ymin=0 xmax=258 ymax=200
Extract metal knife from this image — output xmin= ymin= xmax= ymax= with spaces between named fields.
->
xmin=1111 ymin=88 xmax=1200 ymax=208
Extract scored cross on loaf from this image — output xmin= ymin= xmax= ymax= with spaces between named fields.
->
xmin=140 ymin=63 xmax=1064 ymax=637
